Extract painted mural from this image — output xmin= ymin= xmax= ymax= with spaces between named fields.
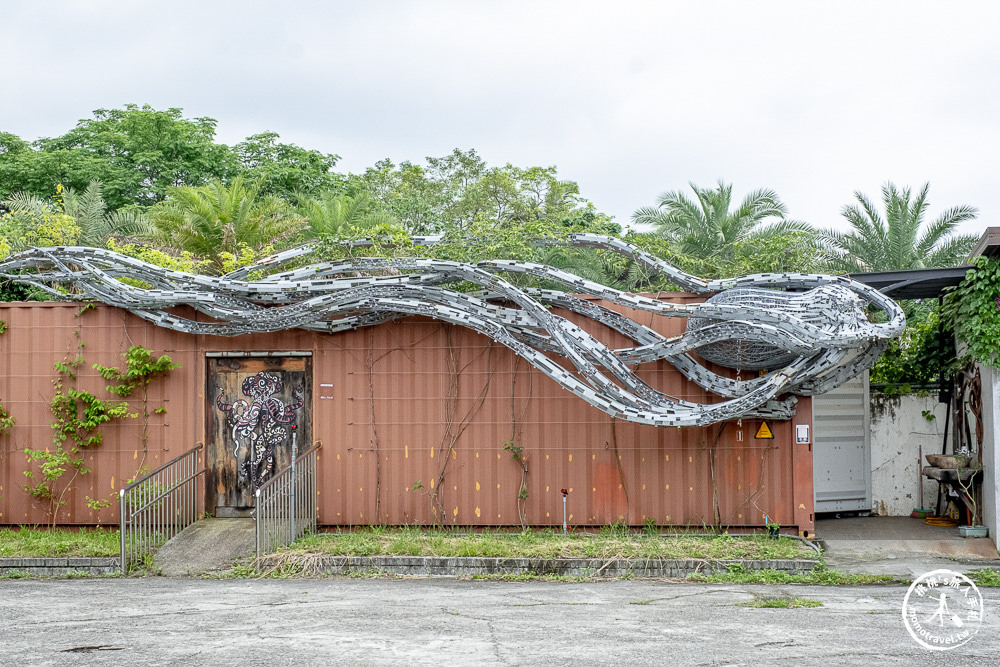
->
xmin=216 ymin=371 xmax=304 ymax=491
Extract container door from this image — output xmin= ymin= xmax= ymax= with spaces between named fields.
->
xmin=206 ymin=356 xmax=312 ymax=517
xmin=813 ymin=374 xmax=871 ymax=513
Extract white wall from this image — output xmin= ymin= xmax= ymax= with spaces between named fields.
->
xmin=870 ymin=393 xmax=946 ymax=516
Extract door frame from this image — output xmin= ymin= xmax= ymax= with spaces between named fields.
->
xmin=205 ymin=351 xmax=313 ymax=517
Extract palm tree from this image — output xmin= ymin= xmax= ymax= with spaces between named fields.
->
xmin=632 ymin=180 xmax=812 ymax=259
xmin=296 ymin=191 xmax=397 ymax=239
xmin=148 ymin=176 xmax=305 ymax=273
xmin=60 ymin=181 xmax=150 ymax=247
xmin=822 ymin=182 xmax=978 ymax=272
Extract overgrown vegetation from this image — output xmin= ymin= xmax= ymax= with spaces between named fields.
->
xmin=94 ymin=345 xmax=178 ymax=471
xmin=21 ymin=335 xmax=177 ymax=525
xmin=968 ymin=568 xmax=1000 ymax=587
xmin=946 ymin=256 xmax=1000 ymax=366
xmin=870 ymin=305 xmax=958 ymax=392
xmin=737 ymin=596 xmax=823 ymax=608
xmin=23 ymin=347 xmax=131 ymax=526
xmin=0 ymin=320 xmax=13 ymax=435
xmin=278 ymin=527 xmax=811 ymax=560
xmin=0 ymin=526 xmax=119 ymax=557
xmin=686 ymin=562 xmax=903 ymax=586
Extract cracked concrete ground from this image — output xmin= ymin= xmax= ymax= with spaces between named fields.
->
xmin=2 ymin=578 xmax=997 ymax=666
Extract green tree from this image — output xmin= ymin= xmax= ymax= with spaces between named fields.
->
xmin=632 ymin=180 xmax=813 ymax=259
xmin=355 ymin=159 xmax=443 ymax=234
xmin=1 ymin=105 xmax=235 ymax=209
xmin=232 ymin=132 xmax=343 ymax=198
xmin=355 ymin=149 xmax=610 ymax=236
xmin=821 ymin=182 xmax=978 ymax=272
xmin=147 ymin=176 xmax=305 ymax=273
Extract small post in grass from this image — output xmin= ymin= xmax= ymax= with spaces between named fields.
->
xmin=290 ymin=425 xmax=297 ymax=543
xmin=561 ymin=488 xmax=568 ymax=537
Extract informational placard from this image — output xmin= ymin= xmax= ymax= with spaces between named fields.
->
xmin=795 ymin=424 xmax=810 ymax=444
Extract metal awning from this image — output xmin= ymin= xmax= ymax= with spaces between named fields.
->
xmin=847 ymin=266 xmax=972 ymax=300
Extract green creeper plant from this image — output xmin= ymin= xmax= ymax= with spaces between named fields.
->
xmin=24 ymin=353 xmax=131 ymax=527
xmin=0 ymin=320 xmax=13 ymax=436
xmin=945 ymin=256 xmax=1000 ymax=366
xmin=503 ymin=441 xmax=529 ymax=531
xmin=93 ymin=345 xmax=178 ymax=471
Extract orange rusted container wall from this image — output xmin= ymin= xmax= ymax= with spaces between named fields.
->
xmin=0 ymin=299 xmax=814 ymax=535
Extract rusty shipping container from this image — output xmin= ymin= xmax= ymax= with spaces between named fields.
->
xmin=0 ymin=298 xmax=814 ymax=535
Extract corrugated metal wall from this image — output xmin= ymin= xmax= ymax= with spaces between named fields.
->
xmin=0 ymin=299 xmax=814 ymax=534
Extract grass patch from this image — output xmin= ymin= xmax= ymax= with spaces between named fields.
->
xmin=0 ymin=526 xmax=119 ymax=557
xmin=969 ymin=569 xmax=1000 ymax=587
xmin=470 ymin=573 xmax=588 ymax=582
xmin=738 ymin=596 xmax=822 ymax=608
xmin=0 ymin=569 xmax=31 ymax=580
xmin=287 ymin=527 xmax=812 ymax=560
xmin=687 ymin=563 xmax=905 ymax=586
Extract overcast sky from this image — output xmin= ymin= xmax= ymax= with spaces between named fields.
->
xmin=3 ymin=1 xmax=997 ymax=238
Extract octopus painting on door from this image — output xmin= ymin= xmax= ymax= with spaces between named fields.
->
xmin=206 ymin=355 xmax=312 ymax=517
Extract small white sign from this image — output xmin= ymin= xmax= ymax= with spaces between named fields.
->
xmin=795 ymin=424 xmax=810 ymax=444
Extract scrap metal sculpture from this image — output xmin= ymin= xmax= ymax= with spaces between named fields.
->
xmin=0 ymin=235 xmax=904 ymax=427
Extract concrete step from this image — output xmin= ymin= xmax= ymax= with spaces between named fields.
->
xmin=154 ymin=518 xmax=254 ymax=577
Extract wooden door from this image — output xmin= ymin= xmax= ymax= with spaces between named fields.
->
xmin=206 ymin=356 xmax=312 ymax=517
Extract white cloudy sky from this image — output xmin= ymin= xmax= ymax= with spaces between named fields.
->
xmin=3 ymin=1 xmax=998 ymax=237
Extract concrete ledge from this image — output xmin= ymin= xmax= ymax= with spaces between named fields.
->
xmin=304 ymin=556 xmax=821 ymax=578
xmin=0 ymin=557 xmax=119 ymax=577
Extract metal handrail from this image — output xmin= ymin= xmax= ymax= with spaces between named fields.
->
xmin=119 ymin=443 xmax=204 ymax=575
xmin=256 ymin=439 xmax=321 ymax=559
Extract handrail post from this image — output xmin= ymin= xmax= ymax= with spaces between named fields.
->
xmin=119 ymin=488 xmax=127 ymax=575
xmin=290 ymin=427 xmax=298 ymax=542
xmin=255 ymin=487 xmax=262 ymax=561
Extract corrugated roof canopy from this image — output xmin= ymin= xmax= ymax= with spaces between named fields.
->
xmin=845 ymin=226 xmax=1000 ymax=300
xmin=847 ymin=266 xmax=972 ymax=300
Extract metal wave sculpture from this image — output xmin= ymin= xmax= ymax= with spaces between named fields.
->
xmin=0 ymin=235 xmax=904 ymax=427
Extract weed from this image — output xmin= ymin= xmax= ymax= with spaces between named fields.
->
xmin=688 ymin=564 xmax=905 ymax=586
xmin=737 ymin=596 xmax=823 ymax=609
xmin=279 ymin=527 xmax=810 ymax=561
xmin=0 ymin=569 xmax=31 ymax=579
xmin=969 ymin=569 xmax=1000 ymax=587
xmin=470 ymin=572 xmax=586 ymax=582
xmin=59 ymin=570 xmax=93 ymax=580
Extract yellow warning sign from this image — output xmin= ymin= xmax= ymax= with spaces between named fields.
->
xmin=755 ymin=421 xmax=774 ymax=439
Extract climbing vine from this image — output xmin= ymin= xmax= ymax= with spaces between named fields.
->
xmin=21 ymin=312 xmax=178 ymax=526
xmin=503 ymin=441 xmax=529 ymax=530
xmin=93 ymin=345 xmax=178 ymax=470
xmin=0 ymin=320 xmax=14 ymax=436
xmin=24 ymin=348 xmax=131 ymax=527
xmin=504 ymin=356 xmax=533 ymax=530
xmin=432 ymin=327 xmax=497 ymax=523
xmin=945 ymin=256 xmax=1000 ymax=366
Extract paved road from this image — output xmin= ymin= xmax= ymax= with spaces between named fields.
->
xmin=2 ymin=577 xmax=997 ymax=666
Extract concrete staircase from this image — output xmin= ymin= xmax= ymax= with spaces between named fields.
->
xmin=153 ymin=518 xmax=255 ymax=577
